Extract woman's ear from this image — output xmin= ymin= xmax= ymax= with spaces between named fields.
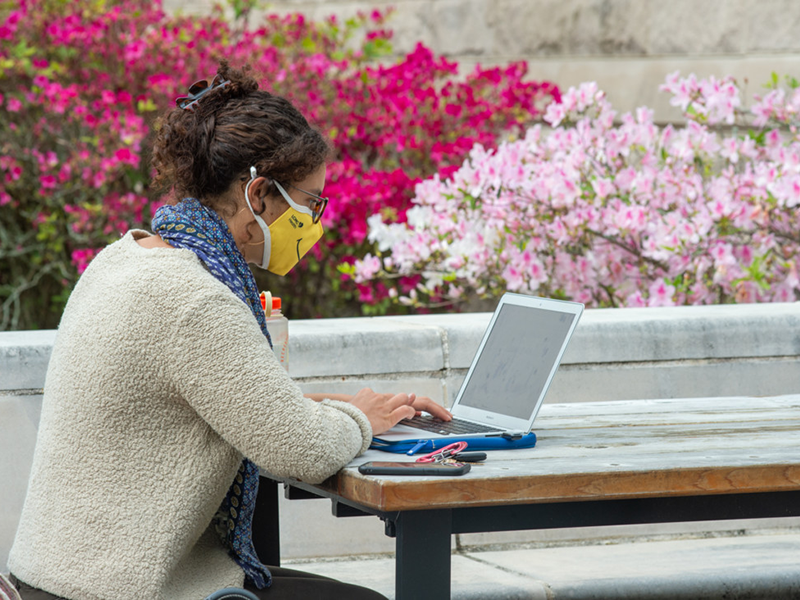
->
xmin=246 ymin=176 xmax=270 ymax=213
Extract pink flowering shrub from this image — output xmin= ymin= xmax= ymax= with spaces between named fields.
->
xmin=0 ymin=0 xmax=557 ymax=329
xmin=350 ymin=73 xmax=800 ymax=309
xmin=275 ymin=42 xmax=557 ymax=316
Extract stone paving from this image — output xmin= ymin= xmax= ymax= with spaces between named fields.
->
xmin=285 ymin=531 xmax=800 ymax=599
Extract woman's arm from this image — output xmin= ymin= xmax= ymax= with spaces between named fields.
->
xmin=166 ymin=284 xmax=389 ymax=483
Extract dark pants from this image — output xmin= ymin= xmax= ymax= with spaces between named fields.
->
xmin=9 ymin=568 xmax=388 ymax=600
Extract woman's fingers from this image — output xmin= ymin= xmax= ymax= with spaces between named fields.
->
xmin=347 ymin=388 xmax=452 ymax=435
xmin=390 ymin=404 xmax=417 ymax=423
xmin=385 ymin=392 xmax=415 ymax=411
xmin=386 ymin=391 xmax=451 ymax=421
xmin=349 ymin=389 xmax=412 ymax=435
xmin=410 ymin=395 xmax=452 ymax=421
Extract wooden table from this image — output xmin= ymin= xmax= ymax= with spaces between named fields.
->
xmin=254 ymin=395 xmax=800 ymax=599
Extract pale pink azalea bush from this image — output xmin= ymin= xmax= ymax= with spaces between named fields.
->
xmin=350 ymin=74 xmax=800 ymax=309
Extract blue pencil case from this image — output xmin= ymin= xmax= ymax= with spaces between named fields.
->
xmin=369 ymin=432 xmax=537 ymax=455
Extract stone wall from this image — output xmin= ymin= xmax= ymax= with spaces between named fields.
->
xmin=162 ymin=0 xmax=800 ymax=122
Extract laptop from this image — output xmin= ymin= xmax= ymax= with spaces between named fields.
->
xmin=374 ymin=293 xmax=584 ymax=442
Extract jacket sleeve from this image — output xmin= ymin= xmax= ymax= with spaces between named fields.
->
xmin=166 ymin=280 xmax=372 ymax=484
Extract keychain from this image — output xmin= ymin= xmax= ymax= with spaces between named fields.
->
xmin=415 ymin=442 xmax=467 ymax=463
xmin=415 ymin=442 xmax=487 ymax=464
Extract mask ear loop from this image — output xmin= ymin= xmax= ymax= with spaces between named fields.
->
xmin=273 ymin=180 xmax=315 ymax=218
xmin=244 ymin=166 xmax=272 ymax=269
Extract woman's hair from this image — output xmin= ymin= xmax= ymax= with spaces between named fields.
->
xmin=151 ymin=60 xmax=332 ymax=213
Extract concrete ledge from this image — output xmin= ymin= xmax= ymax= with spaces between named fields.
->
xmin=0 ymin=392 xmax=41 ymax=573
xmin=289 ymin=316 xmax=445 ymax=378
xmin=5 ymin=303 xmax=800 ymax=399
xmin=0 ymin=330 xmax=56 ymax=390
xmin=377 ymin=302 xmax=800 ymax=367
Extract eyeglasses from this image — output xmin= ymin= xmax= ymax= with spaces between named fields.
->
xmin=278 ymin=182 xmax=329 ymax=225
xmin=175 ymin=74 xmax=230 ymax=112
xmin=243 ymin=169 xmax=330 ymax=225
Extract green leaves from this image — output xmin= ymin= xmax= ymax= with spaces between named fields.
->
xmin=748 ymin=129 xmax=766 ymax=145
xmin=735 ymin=254 xmax=772 ymax=291
xmin=337 ymin=263 xmax=356 ymax=277
xmin=221 ymin=0 xmax=265 ymax=22
xmin=362 ymin=37 xmax=391 ymax=60
xmin=136 ymin=98 xmax=157 ymax=112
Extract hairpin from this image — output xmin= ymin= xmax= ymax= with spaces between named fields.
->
xmin=175 ymin=74 xmax=231 ymax=112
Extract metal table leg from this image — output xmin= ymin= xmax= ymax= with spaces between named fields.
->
xmin=253 ymin=477 xmax=281 ymax=567
xmin=394 ymin=509 xmax=453 ymax=600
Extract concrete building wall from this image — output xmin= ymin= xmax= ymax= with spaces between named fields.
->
xmin=162 ymin=0 xmax=800 ymax=122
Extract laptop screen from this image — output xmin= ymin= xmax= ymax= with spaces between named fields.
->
xmin=457 ymin=304 xmax=577 ymax=420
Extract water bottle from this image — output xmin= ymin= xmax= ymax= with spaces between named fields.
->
xmin=260 ymin=292 xmax=289 ymax=372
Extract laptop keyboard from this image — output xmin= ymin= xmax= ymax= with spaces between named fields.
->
xmin=399 ymin=414 xmax=504 ymax=436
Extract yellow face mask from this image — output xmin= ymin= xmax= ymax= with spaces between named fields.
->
xmin=244 ymin=167 xmax=324 ymax=276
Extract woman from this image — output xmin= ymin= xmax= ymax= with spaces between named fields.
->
xmin=6 ymin=61 xmax=450 ymax=600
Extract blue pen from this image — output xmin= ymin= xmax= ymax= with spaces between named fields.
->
xmin=406 ymin=440 xmax=426 ymax=456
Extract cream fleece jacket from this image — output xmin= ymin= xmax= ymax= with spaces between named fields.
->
xmin=8 ymin=230 xmax=372 ymax=600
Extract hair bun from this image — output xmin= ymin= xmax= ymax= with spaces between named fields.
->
xmin=177 ymin=60 xmax=259 ymax=115
xmin=213 ymin=60 xmax=259 ymax=102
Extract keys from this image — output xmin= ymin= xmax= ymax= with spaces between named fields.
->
xmin=452 ymin=451 xmax=487 ymax=463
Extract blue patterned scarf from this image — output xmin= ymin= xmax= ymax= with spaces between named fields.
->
xmin=152 ymin=198 xmax=272 ymax=589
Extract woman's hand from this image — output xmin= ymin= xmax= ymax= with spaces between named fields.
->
xmin=347 ymin=388 xmax=417 ymax=435
xmin=305 ymin=389 xmax=453 ymax=434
